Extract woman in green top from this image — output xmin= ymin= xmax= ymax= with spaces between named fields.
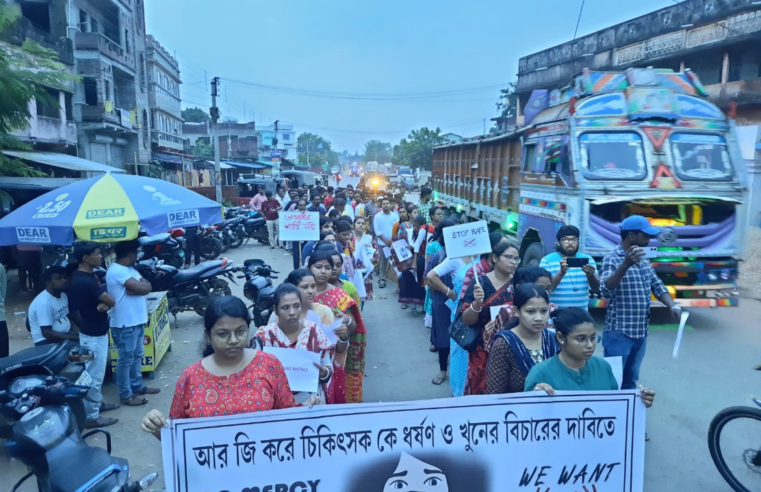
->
xmin=525 ymin=307 xmax=656 ymax=409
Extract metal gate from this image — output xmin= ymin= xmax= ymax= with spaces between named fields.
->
xmin=110 ymin=145 xmax=123 ymax=169
xmin=90 ymin=143 xmax=108 ymax=165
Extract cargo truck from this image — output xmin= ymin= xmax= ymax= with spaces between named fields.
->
xmin=431 ymin=67 xmax=747 ymax=308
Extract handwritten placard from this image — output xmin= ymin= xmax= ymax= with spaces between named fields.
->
xmin=279 ymin=211 xmax=320 ymax=241
xmin=161 ymin=391 xmax=646 ymax=492
xmin=263 ymin=347 xmax=320 ymax=393
xmin=443 ymin=220 xmax=491 ymax=258
xmin=392 ymin=239 xmax=412 ymax=262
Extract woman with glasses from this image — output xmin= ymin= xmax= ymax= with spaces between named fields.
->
xmin=140 ymin=296 xmax=299 ymax=437
xmin=485 ymin=283 xmax=559 ymax=395
xmin=461 ymin=241 xmax=521 ymax=396
xmin=255 ymin=283 xmax=348 ymax=405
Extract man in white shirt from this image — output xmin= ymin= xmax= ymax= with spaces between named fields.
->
xmin=373 ymin=197 xmax=399 ymax=289
xmin=106 ymin=240 xmax=160 ymax=406
xmin=275 ymin=187 xmax=287 ymax=207
xmin=28 ymin=265 xmax=78 ymax=346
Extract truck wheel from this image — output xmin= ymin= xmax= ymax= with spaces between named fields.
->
xmin=522 ymin=242 xmax=545 ymax=267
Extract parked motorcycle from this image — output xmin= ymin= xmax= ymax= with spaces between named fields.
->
xmin=199 ymin=225 xmax=225 ymax=260
xmin=138 ymin=230 xmax=186 ymax=269
xmin=224 ymin=208 xmax=269 ymax=245
xmin=136 ymin=257 xmax=235 ymax=316
xmin=0 ymin=353 xmax=158 ymax=492
xmin=235 ymin=259 xmax=278 ymax=327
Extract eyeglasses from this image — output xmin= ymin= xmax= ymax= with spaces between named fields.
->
xmin=502 ymin=255 xmax=521 ymax=263
xmin=212 ymin=328 xmax=249 ymax=342
xmin=568 ymin=335 xmax=595 ymax=346
xmin=560 ymin=237 xmax=579 ymax=244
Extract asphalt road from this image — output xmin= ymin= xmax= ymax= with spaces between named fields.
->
xmin=3 ymin=191 xmax=760 ymax=491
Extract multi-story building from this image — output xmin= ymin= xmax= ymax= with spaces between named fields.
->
xmin=183 ymin=121 xmax=259 ymax=160
xmin=70 ymin=0 xmax=150 ymax=170
xmin=146 ymin=35 xmax=183 ymax=153
xmin=2 ymin=1 xmax=77 ymax=154
xmin=258 ymin=122 xmax=296 ymax=159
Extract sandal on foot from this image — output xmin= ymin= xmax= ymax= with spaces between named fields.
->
xmin=99 ymin=403 xmax=121 ymax=413
xmin=86 ymin=416 xmax=119 ymax=428
xmin=400 ymin=304 xmax=408 ymax=309
xmin=411 ymin=309 xmax=420 ymax=317
xmin=135 ymin=386 xmax=161 ymax=395
xmin=120 ymin=396 xmax=148 ymax=406
xmin=429 ymin=345 xmax=438 ymax=353
xmin=432 ymin=374 xmax=446 ymax=385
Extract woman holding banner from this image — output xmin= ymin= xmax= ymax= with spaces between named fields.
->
xmin=525 ymin=307 xmax=656 ymax=423
xmin=254 ymin=284 xmax=349 ymax=405
xmin=485 ymin=283 xmax=559 ymax=395
xmin=140 ymin=296 xmax=301 ymax=438
xmin=461 ymin=241 xmax=521 ymax=396
xmin=309 ymin=250 xmax=368 ymax=404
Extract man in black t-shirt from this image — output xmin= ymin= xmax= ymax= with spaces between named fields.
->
xmin=69 ymin=242 xmax=120 ymax=428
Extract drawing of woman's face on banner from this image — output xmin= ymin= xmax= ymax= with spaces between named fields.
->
xmin=383 ymin=452 xmax=449 ymax=492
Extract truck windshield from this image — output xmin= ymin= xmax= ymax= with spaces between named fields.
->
xmin=579 ymin=133 xmax=646 ymax=180
xmin=670 ymin=134 xmax=733 ymax=181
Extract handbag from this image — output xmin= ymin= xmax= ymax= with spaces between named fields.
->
xmin=448 ymin=300 xmax=481 ymax=352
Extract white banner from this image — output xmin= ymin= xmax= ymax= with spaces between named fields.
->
xmin=279 ymin=211 xmax=320 ymax=241
xmin=161 ymin=391 xmax=645 ymax=492
xmin=263 ymin=347 xmax=321 ymax=393
xmin=442 ymin=220 xmax=491 ymax=258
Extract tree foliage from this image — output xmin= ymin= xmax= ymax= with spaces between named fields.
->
xmin=362 ymin=140 xmax=391 ymax=163
xmin=297 ymin=132 xmax=338 ymax=169
xmin=0 ymin=3 xmax=79 ymax=178
xmin=192 ymin=140 xmax=214 ymax=158
xmin=391 ymin=127 xmax=445 ymax=171
xmin=182 ymin=107 xmax=210 ymax=123
xmin=495 ymin=81 xmax=518 ymax=120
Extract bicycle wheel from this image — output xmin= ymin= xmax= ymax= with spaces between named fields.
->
xmin=708 ymin=405 xmax=761 ymax=492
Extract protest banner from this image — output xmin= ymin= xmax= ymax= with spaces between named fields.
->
xmin=263 ymin=347 xmax=320 ymax=393
xmin=442 ymin=220 xmax=491 ymax=258
xmin=392 ymin=239 xmax=412 ymax=262
xmin=279 ymin=211 xmax=320 ymax=242
xmin=161 ymin=391 xmax=645 ymax=492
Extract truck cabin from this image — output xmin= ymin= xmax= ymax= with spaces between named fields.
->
xmin=236 ymin=178 xmax=278 ymax=206
xmin=520 ymin=67 xmax=745 ymax=297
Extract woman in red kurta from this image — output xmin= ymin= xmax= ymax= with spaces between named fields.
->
xmin=141 ymin=296 xmax=304 ymax=436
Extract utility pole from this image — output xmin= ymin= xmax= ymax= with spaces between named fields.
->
xmin=210 ymin=77 xmax=222 ymax=203
xmin=273 ymin=120 xmax=279 ymax=173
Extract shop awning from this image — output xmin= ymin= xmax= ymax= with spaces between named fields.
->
xmin=0 ymin=176 xmax=81 ymax=190
xmin=221 ymin=160 xmax=267 ymax=170
xmin=2 ymin=151 xmax=126 ymax=173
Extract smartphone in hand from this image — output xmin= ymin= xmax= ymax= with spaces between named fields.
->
xmin=643 ymin=246 xmax=658 ymax=258
xmin=566 ymin=257 xmax=589 ymax=268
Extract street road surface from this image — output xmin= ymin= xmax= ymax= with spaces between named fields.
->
xmin=3 ymin=201 xmax=759 ymax=491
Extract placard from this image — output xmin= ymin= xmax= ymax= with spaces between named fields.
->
xmin=162 ymin=391 xmax=645 ymax=492
xmin=392 ymin=239 xmax=412 ymax=262
xmin=279 ymin=211 xmax=320 ymax=241
xmin=442 ymin=220 xmax=491 ymax=258
xmin=263 ymin=347 xmax=320 ymax=393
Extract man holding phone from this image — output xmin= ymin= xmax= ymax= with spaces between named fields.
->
xmin=600 ymin=215 xmax=682 ymax=392
xmin=540 ymin=225 xmax=599 ymax=309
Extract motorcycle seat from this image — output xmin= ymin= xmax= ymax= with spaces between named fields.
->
xmin=172 ymin=260 xmax=225 ymax=283
xmin=245 ymin=217 xmax=265 ymax=227
xmin=139 ymin=233 xmax=170 ymax=246
xmin=223 ymin=218 xmax=240 ymax=227
xmin=0 ymin=341 xmax=75 ymax=375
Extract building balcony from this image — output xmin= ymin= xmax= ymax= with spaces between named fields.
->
xmin=705 ymin=79 xmax=761 ymax=108
xmin=152 ymin=130 xmax=184 ymax=151
xmin=75 ymin=32 xmax=135 ymax=71
xmin=11 ymin=117 xmax=77 ymax=146
xmin=148 ymin=87 xmax=181 ymax=118
xmin=81 ymin=104 xmax=136 ymax=130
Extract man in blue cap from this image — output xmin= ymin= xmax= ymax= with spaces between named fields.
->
xmin=599 ymin=215 xmax=682 ymax=393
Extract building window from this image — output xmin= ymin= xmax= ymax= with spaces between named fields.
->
xmin=138 ymin=53 xmax=146 ymax=91
xmin=283 ymin=133 xmax=290 ymax=141
xmin=36 ymin=88 xmax=60 ymax=119
xmin=104 ymin=80 xmax=111 ymax=102
xmin=142 ymin=109 xmax=149 ymax=148
xmin=124 ymin=29 xmax=131 ymax=53
xmin=21 ymin=2 xmax=51 ymax=32
xmin=91 ymin=18 xmax=98 ymax=34
xmin=83 ymin=78 xmax=98 ymax=105
xmin=79 ymin=9 xmax=88 ymax=31
xmin=64 ymin=93 xmax=73 ymax=121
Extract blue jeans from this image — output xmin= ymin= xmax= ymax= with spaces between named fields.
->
xmin=79 ymin=333 xmax=109 ymax=420
xmin=603 ymin=330 xmax=647 ymax=390
xmin=111 ymin=325 xmax=145 ymax=400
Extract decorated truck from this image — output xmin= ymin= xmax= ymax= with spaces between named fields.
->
xmin=431 ymin=67 xmax=747 ymax=308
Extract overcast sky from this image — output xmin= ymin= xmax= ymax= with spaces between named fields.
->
xmin=146 ymin=0 xmax=671 ymax=153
